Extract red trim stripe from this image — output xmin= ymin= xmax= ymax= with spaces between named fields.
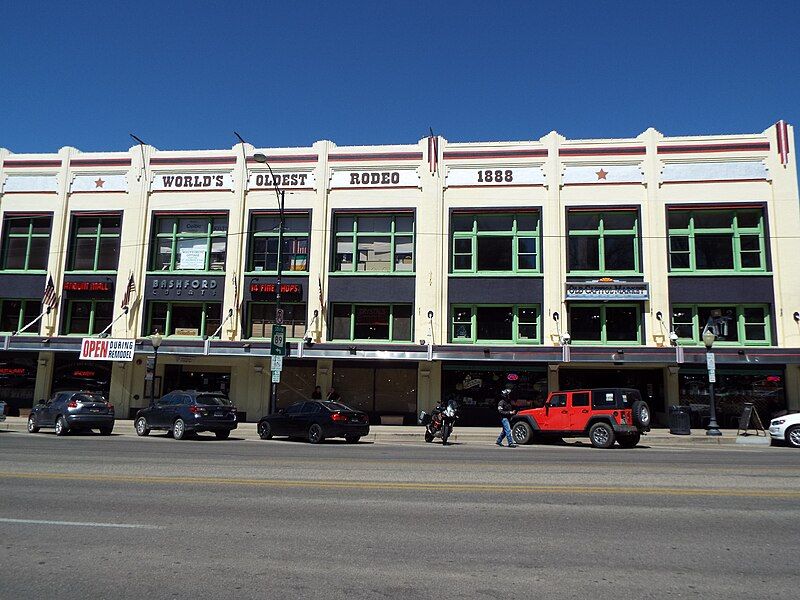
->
xmin=661 ymin=178 xmax=767 ymax=185
xmin=443 ymin=149 xmax=547 ymax=159
xmin=559 ymin=146 xmax=645 ymax=156
xmin=329 ymin=152 xmax=422 ymax=162
xmin=776 ymin=120 xmax=790 ymax=165
xmin=70 ymin=190 xmax=127 ymax=194
xmin=151 ymin=188 xmax=233 ymax=193
xmin=152 ymin=210 xmax=228 ymax=216
xmin=563 ymin=182 xmax=642 ymax=187
xmin=330 ymin=186 xmax=419 ymax=191
xmin=150 ymin=156 xmax=236 ymax=165
xmin=3 ymin=160 xmax=61 ymax=168
xmin=249 ymin=187 xmax=314 ymax=192
xmin=666 ymin=202 xmax=765 ymax=210
xmin=246 ymin=154 xmax=317 ymax=163
xmin=70 ymin=158 xmax=131 ymax=167
xmin=2 ymin=191 xmax=58 ymax=195
xmin=70 ymin=210 xmax=122 ymax=216
xmin=658 ymin=142 xmax=770 ymax=154
xmin=447 ymin=184 xmax=545 ymax=189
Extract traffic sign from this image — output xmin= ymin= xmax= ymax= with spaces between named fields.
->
xmin=271 ymin=324 xmax=287 ymax=356
xmin=271 ymin=355 xmax=283 ymax=372
xmin=706 ymin=353 xmax=716 ymax=370
xmin=271 ymin=369 xmax=281 ymax=383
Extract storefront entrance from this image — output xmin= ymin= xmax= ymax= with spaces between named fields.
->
xmin=332 ymin=361 xmax=417 ymax=424
xmin=163 ymin=364 xmax=231 ymax=396
xmin=53 ymin=354 xmax=112 ymax=398
xmin=0 ymin=352 xmax=37 ymax=416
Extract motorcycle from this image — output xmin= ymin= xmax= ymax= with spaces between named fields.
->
xmin=419 ymin=400 xmax=458 ymax=444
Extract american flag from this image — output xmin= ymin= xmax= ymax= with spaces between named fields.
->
xmin=121 ymin=273 xmax=136 ymax=309
xmin=42 ymin=275 xmax=57 ymax=311
xmin=428 ymin=131 xmax=439 ymax=175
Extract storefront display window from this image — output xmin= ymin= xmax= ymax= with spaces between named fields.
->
xmin=568 ymin=303 xmax=641 ymax=344
xmin=151 ymin=215 xmax=228 ymax=272
xmin=67 ymin=215 xmax=121 ymax=272
xmin=332 ymin=361 xmax=417 ymax=421
xmin=1 ymin=215 xmax=51 ymax=271
xmin=52 ymin=356 xmax=111 ymax=397
xmin=276 ymin=361 xmax=317 ymax=409
xmin=0 ymin=353 xmax=37 ymax=416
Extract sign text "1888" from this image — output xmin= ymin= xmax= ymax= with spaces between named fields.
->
xmin=476 ymin=169 xmax=514 ymax=183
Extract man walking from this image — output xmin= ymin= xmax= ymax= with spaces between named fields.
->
xmin=496 ymin=388 xmax=517 ymax=448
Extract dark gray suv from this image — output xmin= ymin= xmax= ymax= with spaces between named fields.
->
xmin=28 ymin=391 xmax=115 ymax=436
xmin=134 ymin=390 xmax=238 ymax=440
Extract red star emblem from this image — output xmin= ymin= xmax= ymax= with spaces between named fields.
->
xmin=94 ymin=178 xmax=105 ymax=188
xmin=596 ymin=169 xmax=608 ymax=180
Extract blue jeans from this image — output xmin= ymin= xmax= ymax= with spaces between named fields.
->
xmin=497 ymin=417 xmax=514 ymax=446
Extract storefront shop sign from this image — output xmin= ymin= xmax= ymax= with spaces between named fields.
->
xmin=565 ymin=280 xmax=649 ymax=301
xmin=149 ymin=277 xmax=222 ymax=298
xmin=446 ymin=166 xmax=545 ymax=187
xmin=63 ymin=281 xmax=113 ymax=293
xmin=151 ymin=172 xmax=234 ymax=191
xmin=79 ymin=338 xmax=135 ymax=362
xmin=248 ymin=171 xmax=315 ymax=190
xmin=330 ymin=169 xmax=420 ymax=189
xmin=249 ymin=283 xmax=302 ymax=297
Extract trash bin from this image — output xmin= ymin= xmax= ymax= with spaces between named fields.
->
xmin=668 ymin=406 xmax=691 ymax=435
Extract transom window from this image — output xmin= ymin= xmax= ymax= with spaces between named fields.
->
xmin=151 ymin=215 xmax=228 ymax=272
xmin=1 ymin=215 xmax=51 ymax=271
xmin=668 ymin=209 xmax=766 ymax=272
xmin=330 ymin=303 xmax=413 ymax=341
xmin=61 ymin=300 xmax=113 ymax=335
xmin=451 ymin=304 xmax=540 ymax=344
xmin=68 ymin=215 xmax=121 ymax=272
xmin=451 ymin=212 xmax=541 ymax=273
xmin=146 ymin=302 xmax=222 ymax=337
xmin=248 ymin=302 xmax=306 ymax=339
xmin=567 ymin=210 xmax=640 ymax=274
xmin=333 ymin=214 xmax=414 ymax=273
xmin=248 ymin=213 xmax=309 ymax=273
xmin=671 ymin=304 xmax=771 ymax=346
xmin=0 ymin=299 xmax=42 ymax=333
xmin=568 ymin=303 xmax=642 ymax=345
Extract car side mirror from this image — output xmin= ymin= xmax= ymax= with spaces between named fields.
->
xmin=544 ymin=402 xmax=550 ymax=416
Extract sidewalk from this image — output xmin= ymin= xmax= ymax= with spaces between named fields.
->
xmin=1 ymin=416 xmax=767 ymax=446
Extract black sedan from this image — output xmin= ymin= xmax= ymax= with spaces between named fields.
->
xmin=27 ymin=391 xmax=115 ymax=436
xmin=257 ymin=401 xmax=369 ymax=444
xmin=134 ymin=390 xmax=238 ymax=440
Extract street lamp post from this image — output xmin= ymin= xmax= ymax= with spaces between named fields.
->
xmin=253 ymin=153 xmax=285 ymax=415
xmin=702 ymin=328 xmax=722 ymax=436
xmin=149 ymin=331 xmax=163 ymax=406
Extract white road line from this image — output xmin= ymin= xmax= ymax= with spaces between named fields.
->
xmin=0 ymin=518 xmax=161 ymax=529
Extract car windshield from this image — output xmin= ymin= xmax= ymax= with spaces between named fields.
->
xmin=195 ymin=395 xmax=232 ymax=406
xmin=320 ymin=401 xmax=353 ymax=412
xmin=75 ymin=393 xmax=106 ymax=403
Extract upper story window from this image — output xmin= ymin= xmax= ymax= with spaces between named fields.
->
xmin=248 ymin=213 xmax=309 ymax=273
xmin=61 ymin=300 xmax=113 ymax=336
xmin=1 ymin=215 xmax=52 ymax=272
xmin=248 ymin=302 xmax=306 ymax=339
xmin=668 ymin=208 xmax=766 ymax=273
xmin=451 ymin=212 xmax=540 ymax=274
xmin=567 ymin=210 xmax=640 ymax=274
xmin=0 ymin=299 xmax=42 ymax=333
xmin=671 ymin=304 xmax=771 ymax=346
xmin=330 ymin=303 xmax=413 ymax=341
xmin=451 ymin=304 xmax=540 ymax=344
xmin=151 ymin=215 xmax=227 ymax=272
xmin=333 ymin=214 xmax=414 ymax=273
xmin=67 ymin=215 xmax=121 ymax=272
xmin=568 ymin=303 xmax=642 ymax=345
xmin=146 ymin=301 xmax=221 ymax=337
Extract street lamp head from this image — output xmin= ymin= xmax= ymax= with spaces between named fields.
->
xmin=702 ymin=328 xmax=715 ymax=349
xmin=151 ymin=331 xmax=163 ymax=349
xmin=253 ymin=153 xmax=268 ymax=164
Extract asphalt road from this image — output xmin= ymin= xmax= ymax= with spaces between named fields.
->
xmin=1 ymin=430 xmax=798 ymax=600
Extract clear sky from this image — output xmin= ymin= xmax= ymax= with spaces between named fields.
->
xmin=1 ymin=0 xmax=799 ymax=153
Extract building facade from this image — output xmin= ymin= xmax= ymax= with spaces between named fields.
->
xmin=1 ymin=122 xmax=798 ymax=427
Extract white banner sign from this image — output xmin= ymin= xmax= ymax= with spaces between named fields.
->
xmin=2 ymin=174 xmax=59 ymax=193
xmin=562 ymin=164 xmax=644 ymax=185
xmin=249 ymin=171 xmax=315 ymax=190
xmin=446 ymin=166 xmax=545 ymax=187
xmin=71 ymin=173 xmax=128 ymax=193
xmin=152 ymin=172 xmax=234 ymax=191
xmin=330 ymin=169 xmax=420 ymax=189
xmin=80 ymin=338 xmax=135 ymax=362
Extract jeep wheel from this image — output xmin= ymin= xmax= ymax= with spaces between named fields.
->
xmin=617 ymin=432 xmax=641 ymax=448
xmin=632 ymin=401 xmax=651 ymax=429
xmin=589 ymin=422 xmax=615 ymax=449
xmin=512 ymin=421 xmax=533 ymax=445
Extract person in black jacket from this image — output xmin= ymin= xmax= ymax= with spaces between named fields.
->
xmin=496 ymin=389 xmax=517 ymax=447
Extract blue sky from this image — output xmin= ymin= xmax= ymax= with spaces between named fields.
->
xmin=1 ymin=1 xmax=799 ymax=153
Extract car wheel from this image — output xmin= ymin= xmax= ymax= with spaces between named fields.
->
xmin=631 ymin=401 xmax=651 ymax=429
xmin=345 ymin=435 xmax=361 ymax=444
xmin=54 ymin=416 xmax=69 ymax=436
xmin=786 ymin=425 xmax=800 ymax=448
xmin=617 ymin=432 xmax=641 ymax=448
xmin=512 ymin=421 xmax=533 ymax=445
xmin=173 ymin=418 xmax=187 ymax=440
xmin=214 ymin=430 xmax=230 ymax=440
xmin=99 ymin=426 xmax=113 ymax=436
xmin=307 ymin=423 xmax=324 ymax=444
xmin=424 ymin=430 xmax=434 ymax=443
xmin=589 ymin=422 xmax=615 ymax=449
xmin=27 ymin=415 xmax=40 ymax=433
xmin=257 ymin=421 xmax=273 ymax=440
xmin=135 ymin=417 xmax=150 ymax=437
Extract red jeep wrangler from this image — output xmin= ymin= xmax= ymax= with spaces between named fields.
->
xmin=511 ymin=388 xmax=651 ymax=448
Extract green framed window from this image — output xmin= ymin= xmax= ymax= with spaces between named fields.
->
xmin=567 ymin=210 xmax=640 ymax=274
xmin=667 ymin=208 xmax=766 ymax=272
xmin=568 ymin=303 xmax=642 ymax=345
xmin=151 ymin=215 xmax=228 ymax=272
xmin=333 ymin=214 xmax=414 ymax=273
xmin=451 ymin=212 xmax=541 ymax=273
xmin=0 ymin=299 xmax=42 ymax=333
xmin=248 ymin=302 xmax=306 ymax=339
xmin=61 ymin=300 xmax=113 ymax=335
xmin=67 ymin=215 xmax=121 ymax=272
xmin=248 ymin=213 xmax=310 ymax=273
xmin=146 ymin=301 xmax=222 ymax=337
xmin=450 ymin=304 xmax=541 ymax=344
xmin=1 ymin=215 xmax=51 ymax=271
xmin=671 ymin=304 xmax=771 ymax=346
xmin=330 ymin=303 xmax=413 ymax=341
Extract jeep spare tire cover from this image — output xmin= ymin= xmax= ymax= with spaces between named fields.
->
xmin=632 ymin=400 xmax=651 ymax=428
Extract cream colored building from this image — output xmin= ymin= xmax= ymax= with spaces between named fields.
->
xmin=0 ymin=121 xmax=797 ymax=427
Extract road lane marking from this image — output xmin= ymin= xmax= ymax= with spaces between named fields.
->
xmin=0 ymin=517 xmax=160 ymax=529
xmin=0 ymin=471 xmax=798 ymax=499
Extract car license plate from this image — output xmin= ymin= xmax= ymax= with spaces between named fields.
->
xmin=214 ymin=412 xmax=223 ymax=417
xmin=90 ymin=409 xmax=100 ymax=413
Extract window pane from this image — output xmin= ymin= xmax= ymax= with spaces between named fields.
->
xmin=335 ymin=238 xmax=354 ymax=270
xmin=68 ymin=301 xmax=92 ymax=334
xmin=210 ymin=238 xmax=227 ymax=270
xmin=695 ymin=235 xmax=734 ymax=269
xmin=212 ymin=218 xmax=227 ymax=233
xmin=737 ymin=211 xmax=761 ymax=228
xmin=669 ymin=236 xmax=689 ymax=252
xmin=176 ymin=238 xmax=208 ymax=270
xmin=22 ymin=300 xmax=41 ymax=325
xmin=477 ymin=237 xmax=512 ymax=270
xmin=568 ymin=237 xmax=599 ymax=271
xmin=603 ymin=236 xmax=636 ymax=270
xmin=101 ymin=217 xmax=121 ymax=235
xmin=740 ymin=235 xmax=760 ymax=251
xmin=454 ymin=255 xmax=471 ymax=270
xmin=31 ymin=218 xmax=51 ymax=234
xmin=285 ymin=237 xmax=308 ymax=271
xmin=4 ymin=238 xmax=28 ymax=269
xmin=156 ymin=240 xmax=173 ymax=270
xmin=516 ymin=214 xmax=538 ymax=231
xmin=518 ymin=308 xmax=538 ymax=340
xmin=76 ymin=219 xmax=98 ymax=235
xmin=178 ymin=218 xmax=209 ymax=234
xmin=476 ymin=306 xmax=513 ymax=340
xmin=282 ymin=216 xmax=307 ymax=233
xmin=569 ymin=307 xmax=601 ymax=341
xmin=0 ymin=300 xmax=22 ymax=331
xmin=392 ymin=305 xmax=412 ymax=341
xmin=72 ymin=238 xmax=97 ymax=270
xmin=335 ymin=216 xmax=354 ymax=232
xmin=204 ymin=304 xmax=222 ymax=336
xmin=454 ymin=238 xmax=471 ymax=253
xmin=354 ymin=305 xmax=390 ymax=339
xmin=605 ymin=307 xmax=638 ymax=341
xmin=357 ymin=216 xmax=391 ymax=233
xmin=740 ymin=253 xmax=761 ymax=268
xmin=517 ymin=237 xmax=537 ymax=254
xmin=670 ymin=254 xmax=690 ymax=269
xmin=97 ymin=237 xmax=120 ymax=270
xmin=694 ymin=212 xmax=733 ymax=229
xmin=171 ymin=304 xmax=204 ymax=335
xmin=331 ymin=304 xmax=352 ymax=339
xmin=452 ymin=215 xmax=474 ymax=232
xmin=149 ymin=303 xmax=168 ymax=335
xmin=27 ymin=237 xmax=49 ymax=270
xmin=452 ymin=307 xmax=472 ymax=339
xmin=518 ymin=254 xmax=537 ymax=270
xmin=254 ymin=216 xmax=280 ymax=232
xmin=744 ymin=324 xmax=767 ymax=341
xmin=357 ymin=236 xmax=391 ymax=272
xmin=394 ymin=236 xmax=413 ymax=272
xmin=603 ymin=212 xmax=636 ymax=230
xmin=93 ymin=302 xmax=114 ymax=334
xmin=568 ymin=212 xmax=600 ymax=230
xmin=7 ymin=220 xmax=30 ymax=235
xmin=668 ymin=212 xmax=690 ymax=229
xmin=476 ymin=215 xmax=513 ymax=231
xmin=158 ymin=218 xmax=176 ymax=234
xmin=743 ymin=307 xmax=765 ymax=323
xmin=395 ymin=216 xmax=414 ymax=233
xmin=698 ymin=307 xmax=737 ymax=342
